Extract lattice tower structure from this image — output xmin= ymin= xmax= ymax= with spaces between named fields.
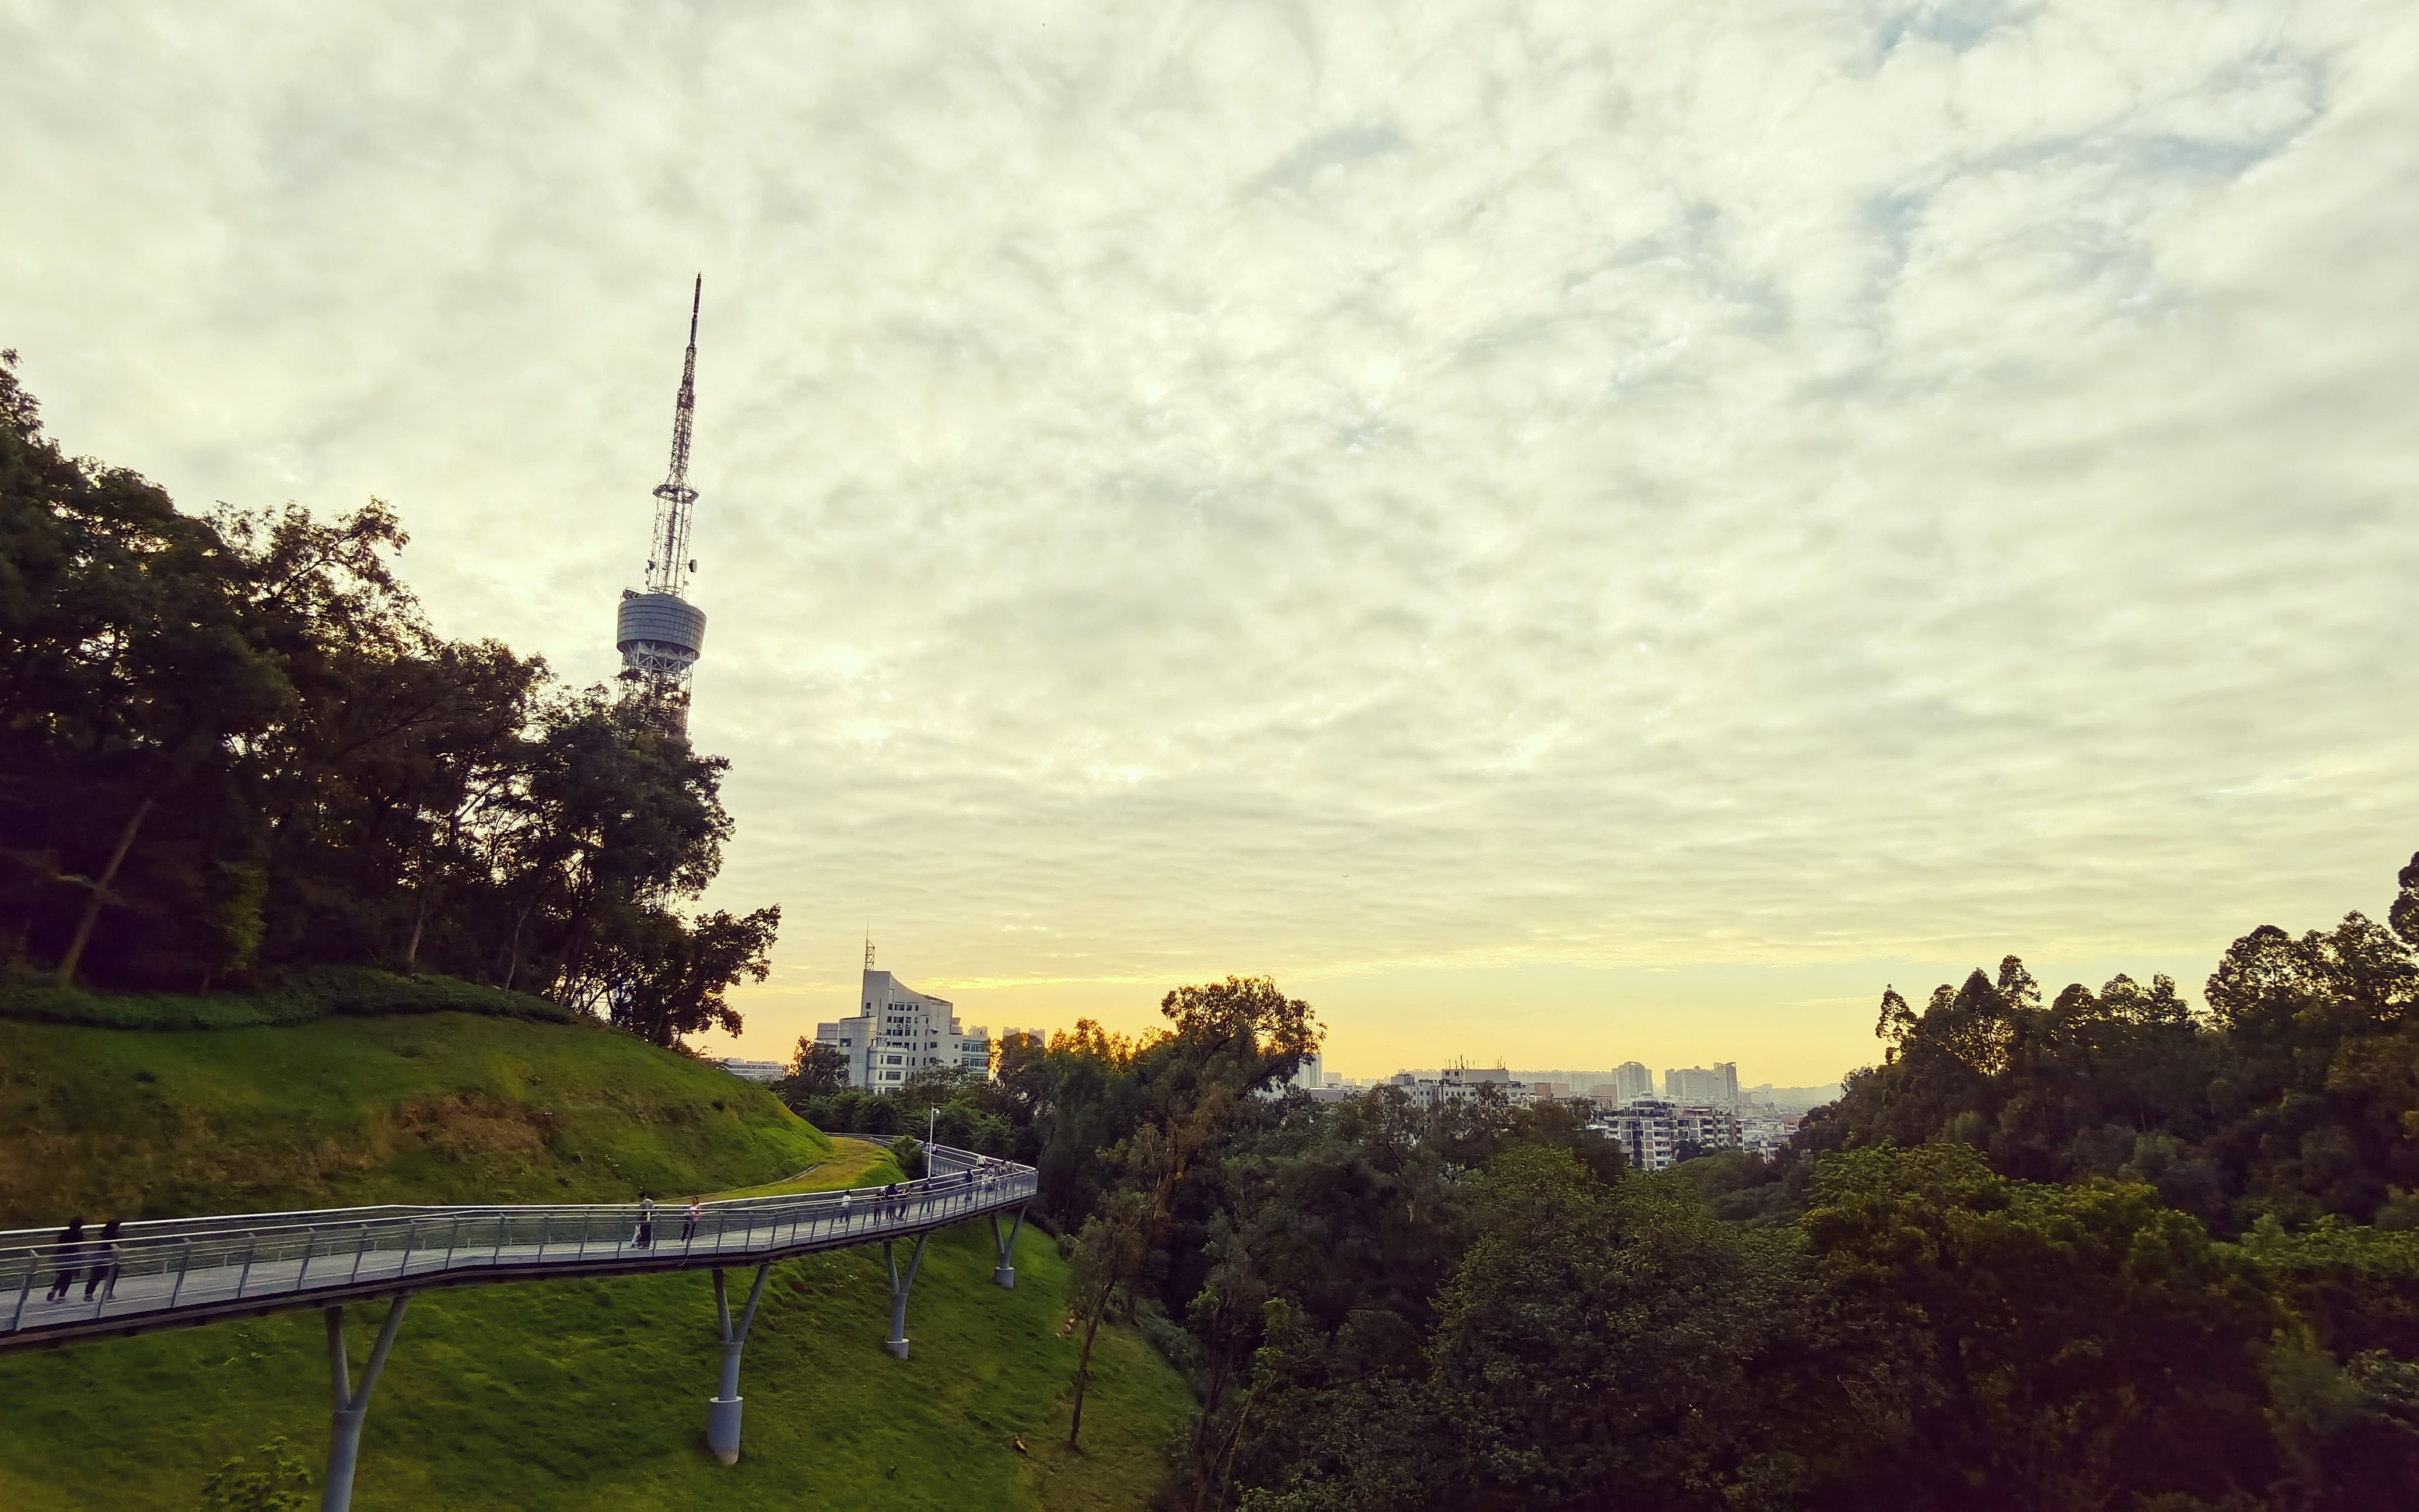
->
xmin=617 ymin=275 xmax=709 ymax=733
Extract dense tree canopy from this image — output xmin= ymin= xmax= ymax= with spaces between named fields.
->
xmin=0 ymin=353 xmax=776 ymax=1043
xmin=1791 ymin=857 xmax=2419 ymax=1234
xmin=787 ymin=861 xmax=2419 ymax=1507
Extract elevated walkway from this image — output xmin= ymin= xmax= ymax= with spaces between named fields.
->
xmin=0 ymin=1145 xmax=1036 ymax=1507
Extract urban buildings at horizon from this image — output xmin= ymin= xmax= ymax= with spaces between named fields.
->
xmin=1319 ymin=1059 xmax=1834 ymax=1112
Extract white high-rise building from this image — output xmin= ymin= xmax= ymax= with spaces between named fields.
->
xmin=815 ymin=967 xmax=992 ymax=1090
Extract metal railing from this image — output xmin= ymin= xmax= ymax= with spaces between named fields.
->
xmin=0 ymin=1146 xmax=1035 ymax=1349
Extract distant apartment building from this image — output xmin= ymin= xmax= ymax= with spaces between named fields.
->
xmin=1286 ymin=1051 xmax=1324 ymax=1090
xmin=1662 ymin=1062 xmax=1740 ymax=1107
xmin=1595 ymin=1099 xmax=1742 ymax=1172
xmin=1385 ymin=1068 xmax=1536 ymax=1111
xmin=1604 ymin=1062 xmax=1655 ymax=1105
xmin=716 ymin=1058 xmax=788 ymax=1084
xmin=814 ymin=967 xmax=992 ymax=1090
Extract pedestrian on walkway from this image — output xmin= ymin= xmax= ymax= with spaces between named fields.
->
xmin=42 ymin=1219 xmax=85 ymax=1302
xmin=633 ymin=1192 xmax=655 ymax=1248
xmin=82 ymin=1219 xmax=122 ymax=1302
xmin=681 ymin=1198 xmax=701 ymax=1243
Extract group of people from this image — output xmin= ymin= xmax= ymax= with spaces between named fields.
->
xmin=39 ymin=1219 xmax=123 ymax=1305
xmin=610 ymin=1156 xmax=1023 ymax=1253
xmin=628 ymin=1195 xmax=708 ymax=1248
xmin=619 ymin=1162 xmax=1014 ymax=1249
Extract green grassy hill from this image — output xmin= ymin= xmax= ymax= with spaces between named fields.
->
xmin=0 ymin=1005 xmax=1188 ymax=1510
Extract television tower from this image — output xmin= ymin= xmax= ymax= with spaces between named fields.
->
xmin=615 ymin=275 xmax=709 ymax=732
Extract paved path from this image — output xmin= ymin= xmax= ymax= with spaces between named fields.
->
xmin=0 ymin=1144 xmax=1035 ymax=1353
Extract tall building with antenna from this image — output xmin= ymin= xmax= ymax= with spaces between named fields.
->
xmin=811 ymin=940 xmax=996 ymax=1088
xmin=615 ymin=275 xmax=709 ymax=732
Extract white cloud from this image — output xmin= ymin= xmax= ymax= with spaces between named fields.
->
xmin=5 ymin=0 xmax=2416 ymax=1076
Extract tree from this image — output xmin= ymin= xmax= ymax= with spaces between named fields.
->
xmin=1801 ymin=1143 xmax=2283 ymax=1510
xmin=1064 ymin=978 xmax=1325 ymax=1450
xmin=785 ymin=1037 xmax=850 ymax=1097
xmin=502 ymin=692 xmax=734 ymax=1004
xmin=0 ymin=352 xmax=292 ymax=987
xmin=592 ymin=904 xmax=780 ymax=1047
xmin=1424 ymin=1144 xmax=1805 ymax=1507
xmin=1066 ymin=1168 xmax=1164 ymax=1448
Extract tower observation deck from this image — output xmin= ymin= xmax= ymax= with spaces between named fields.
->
xmin=618 ymin=276 xmax=708 ymax=731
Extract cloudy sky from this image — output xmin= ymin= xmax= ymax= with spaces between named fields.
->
xmin=5 ymin=1 xmax=2416 ymax=1083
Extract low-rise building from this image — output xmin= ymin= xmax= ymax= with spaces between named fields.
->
xmin=716 ymin=1058 xmax=788 ymax=1084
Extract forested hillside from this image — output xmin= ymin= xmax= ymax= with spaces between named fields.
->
xmin=1790 ymin=854 xmax=2419 ymax=1234
xmin=784 ymin=881 xmax=2419 ymax=1509
xmin=0 ymin=352 xmax=773 ymax=1044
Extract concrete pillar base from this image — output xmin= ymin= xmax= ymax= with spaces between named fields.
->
xmin=323 ymin=1408 xmax=366 ymax=1512
xmin=885 ymin=1338 xmax=911 ymax=1360
xmin=707 ymin=1396 xmax=743 ymax=1465
xmin=993 ymin=1266 xmax=1016 ymax=1290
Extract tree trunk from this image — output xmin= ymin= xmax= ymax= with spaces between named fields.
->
xmin=503 ymin=894 xmax=541 ymax=992
xmin=1066 ymin=1279 xmax=1116 ymax=1449
xmin=402 ymin=884 xmax=428 ymax=971
xmin=1196 ymin=1378 xmax=1260 ymax=1512
xmin=56 ymin=794 xmax=157 ymax=988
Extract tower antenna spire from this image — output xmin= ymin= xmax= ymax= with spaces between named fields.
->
xmin=648 ymin=273 xmax=703 ymax=596
xmin=614 ymin=275 xmax=710 ymax=732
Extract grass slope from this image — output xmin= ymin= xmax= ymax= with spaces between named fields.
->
xmin=0 ymin=1012 xmax=831 ymax=1224
xmin=0 ymin=1014 xmax=1188 ymax=1509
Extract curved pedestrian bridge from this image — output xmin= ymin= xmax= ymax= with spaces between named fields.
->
xmin=0 ymin=1144 xmax=1036 ymax=1507
xmin=1 ymin=1143 xmax=1034 ymax=1352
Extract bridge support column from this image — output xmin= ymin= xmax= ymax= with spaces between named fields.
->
xmin=320 ymin=1296 xmax=410 ymax=1512
xmin=883 ymin=1233 xmax=929 ymax=1359
xmin=706 ymin=1262 xmax=775 ymax=1465
xmin=989 ymin=1205 xmax=1027 ymax=1289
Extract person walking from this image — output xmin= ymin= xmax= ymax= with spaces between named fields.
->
xmin=42 ymin=1219 xmax=85 ymax=1302
xmin=81 ymin=1220 xmax=122 ymax=1303
xmin=681 ymin=1198 xmax=701 ymax=1244
xmin=633 ymin=1193 xmax=655 ymax=1249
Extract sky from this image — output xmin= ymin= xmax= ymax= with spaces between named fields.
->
xmin=4 ymin=1 xmax=2416 ymax=1084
